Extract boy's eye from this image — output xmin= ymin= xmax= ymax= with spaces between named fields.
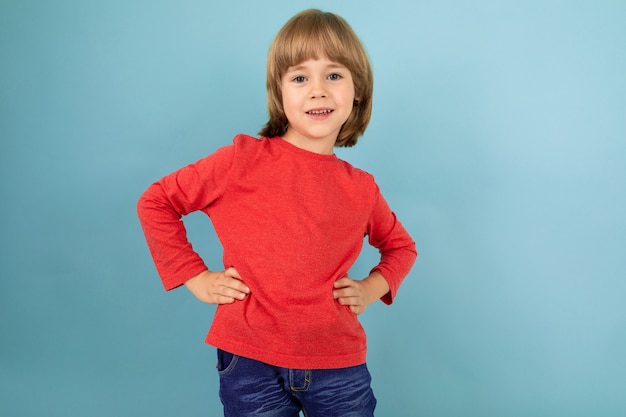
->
xmin=328 ymin=73 xmax=342 ymax=81
xmin=293 ymin=76 xmax=307 ymax=83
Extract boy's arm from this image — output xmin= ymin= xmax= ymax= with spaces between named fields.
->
xmin=364 ymin=187 xmax=417 ymax=305
xmin=137 ymin=145 xmax=234 ymax=290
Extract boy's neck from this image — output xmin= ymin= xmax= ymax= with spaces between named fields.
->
xmin=281 ymin=130 xmax=336 ymax=155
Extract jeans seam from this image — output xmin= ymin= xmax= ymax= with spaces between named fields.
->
xmin=217 ymin=354 xmax=239 ymax=377
xmin=289 ymin=369 xmax=311 ymax=392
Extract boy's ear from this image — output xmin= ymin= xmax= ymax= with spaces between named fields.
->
xmin=353 ymin=98 xmax=360 ymax=106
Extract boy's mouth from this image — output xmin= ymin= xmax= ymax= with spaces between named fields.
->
xmin=306 ymin=109 xmax=333 ymax=115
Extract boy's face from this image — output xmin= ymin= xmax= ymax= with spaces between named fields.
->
xmin=280 ymin=57 xmax=355 ymax=154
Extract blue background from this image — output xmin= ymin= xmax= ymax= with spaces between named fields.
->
xmin=1 ymin=0 xmax=625 ymax=416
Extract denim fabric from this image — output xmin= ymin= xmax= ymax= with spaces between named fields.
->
xmin=217 ymin=349 xmax=377 ymax=417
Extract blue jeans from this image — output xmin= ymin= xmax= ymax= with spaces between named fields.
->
xmin=217 ymin=349 xmax=377 ymax=417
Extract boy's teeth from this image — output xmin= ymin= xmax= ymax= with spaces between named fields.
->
xmin=308 ymin=109 xmax=331 ymax=114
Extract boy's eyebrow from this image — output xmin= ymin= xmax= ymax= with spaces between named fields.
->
xmin=286 ymin=64 xmax=307 ymax=72
xmin=286 ymin=62 xmax=348 ymax=72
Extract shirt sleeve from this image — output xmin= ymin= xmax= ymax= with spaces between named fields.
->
xmin=137 ymin=144 xmax=235 ymax=290
xmin=366 ymin=186 xmax=417 ymax=304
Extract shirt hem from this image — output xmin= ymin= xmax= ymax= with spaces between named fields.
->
xmin=205 ymin=334 xmax=367 ymax=369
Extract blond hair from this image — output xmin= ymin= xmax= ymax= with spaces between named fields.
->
xmin=258 ymin=9 xmax=373 ymax=147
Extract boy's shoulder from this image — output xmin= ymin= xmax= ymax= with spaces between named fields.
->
xmin=232 ymin=133 xmax=261 ymax=146
xmin=334 ymin=155 xmax=372 ymax=176
xmin=207 ymin=134 xmax=264 ymax=161
xmin=230 ymin=133 xmax=271 ymax=155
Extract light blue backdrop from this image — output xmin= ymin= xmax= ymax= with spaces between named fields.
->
xmin=1 ymin=0 xmax=625 ymax=416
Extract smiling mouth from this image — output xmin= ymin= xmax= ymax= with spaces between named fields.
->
xmin=306 ymin=109 xmax=333 ymax=115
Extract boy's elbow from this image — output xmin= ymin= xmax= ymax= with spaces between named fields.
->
xmin=136 ymin=185 xmax=158 ymax=220
xmin=136 ymin=189 xmax=149 ymax=218
xmin=404 ymin=241 xmax=418 ymax=269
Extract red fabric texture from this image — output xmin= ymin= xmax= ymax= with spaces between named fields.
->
xmin=137 ymin=135 xmax=417 ymax=368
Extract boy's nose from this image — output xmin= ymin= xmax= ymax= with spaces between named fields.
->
xmin=309 ymin=80 xmax=327 ymax=99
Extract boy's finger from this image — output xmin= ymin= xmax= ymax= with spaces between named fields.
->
xmin=215 ymin=295 xmax=236 ymax=304
xmin=225 ymin=278 xmax=250 ymax=294
xmin=333 ymin=287 xmax=349 ymax=299
xmin=222 ymin=277 xmax=250 ymax=298
xmin=333 ymin=277 xmax=353 ymax=288
xmin=225 ymin=266 xmax=241 ymax=279
xmin=218 ymin=285 xmax=248 ymax=300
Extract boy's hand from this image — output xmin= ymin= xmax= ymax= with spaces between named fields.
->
xmin=333 ymin=271 xmax=390 ymax=315
xmin=184 ymin=267 xmax=250 ymax=304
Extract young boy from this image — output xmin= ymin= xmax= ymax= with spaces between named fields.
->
xmin=138 ymin=9 xmax=417 ymax=417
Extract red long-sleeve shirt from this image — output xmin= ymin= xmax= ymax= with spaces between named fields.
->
xmin=137 ymin=135 xmax=417 ymax=368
